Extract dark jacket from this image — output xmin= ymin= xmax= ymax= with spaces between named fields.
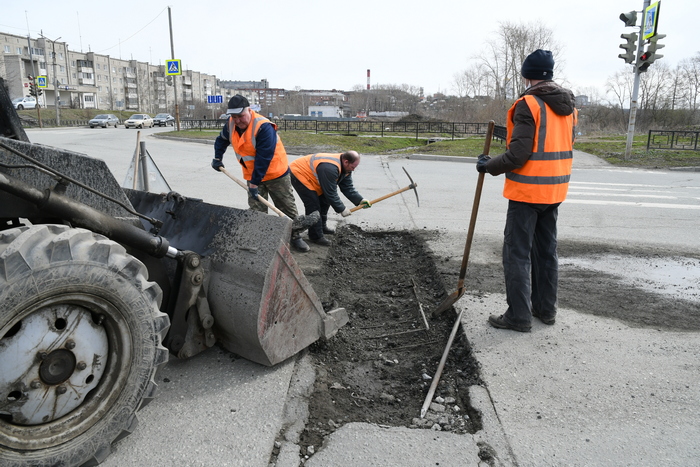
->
xmin=486 ymin=81 xmax=576 ymax=176
xmin=317 ymin=162 xmax=363 ymax=213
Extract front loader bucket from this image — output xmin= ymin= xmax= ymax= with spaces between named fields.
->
xmin=126 ymin=190 xmax=347 ymax=366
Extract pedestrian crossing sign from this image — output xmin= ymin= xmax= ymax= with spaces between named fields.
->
xmin=36 ymin=76 xmax=48 ymax=88
xmin=165 ymin=59 xmax=182 ymax=76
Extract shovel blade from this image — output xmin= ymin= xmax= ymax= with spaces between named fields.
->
xmin=432 ymin=288 xmax=464 ymax=316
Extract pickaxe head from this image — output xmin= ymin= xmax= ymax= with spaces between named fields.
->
xmin=402 ymin=167 xmax=419 ymax=207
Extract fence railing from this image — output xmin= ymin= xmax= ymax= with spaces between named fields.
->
xmin=647 ymin=130 xmax=700 ymax=151
xmin=20 ymin=117 xmax=509 ymax=143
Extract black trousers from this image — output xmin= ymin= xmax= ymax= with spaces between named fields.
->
xmin=291 ymin=174 xmax=330 ymax=240
xmin=502 ymin=200 xmax=560 ymax=327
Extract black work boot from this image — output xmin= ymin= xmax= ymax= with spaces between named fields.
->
xmin=322 ymin=224 xmax=336 ymax=235
xmin=290 ymin=237 xmax=310 ymax=252
xmin=532 ymin=310 xmax=556 ymax=325
xmin=309 ymin=236 xmax=331 ymax=247
xmin=488 ymin=314 xmax=531 ymax=332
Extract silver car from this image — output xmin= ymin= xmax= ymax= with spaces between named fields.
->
xmin=124 ymin=114 xmax=154 ymax=129
xmin=88 ymin=114 xmax=119 ymax=128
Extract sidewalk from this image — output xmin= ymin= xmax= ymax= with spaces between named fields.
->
xmin=280 ymin=150 xmax=700 ymax=467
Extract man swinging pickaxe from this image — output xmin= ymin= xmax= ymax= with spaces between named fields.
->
xmin=349 ymin=167 xmax=419 ymax=213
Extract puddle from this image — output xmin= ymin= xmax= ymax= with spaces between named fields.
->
xmin=560 ymin=255 xmax=700 ymax=303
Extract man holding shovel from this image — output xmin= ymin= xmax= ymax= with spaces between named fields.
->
xmin=211 ymin=95 xmax=310 ymax=252
xmin=476 ymin=49 xmax=577 ymax=332
xmin=290 ymin=151 xmax=371 ymax=247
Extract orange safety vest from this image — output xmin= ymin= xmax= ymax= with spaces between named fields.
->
xmin=228 ymin=110 xmax=289 ymax=182
xmin=503 ymin=95 xmax=577 ymax=204
xmin=290 ymin=153 xmax=341 ymax=195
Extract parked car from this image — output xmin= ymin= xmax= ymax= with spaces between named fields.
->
xmin=153 ymin=113 xmax=175 ymax=127
xmin=12 ymin=96 xmax=38 ymax=110
xmin=88 ymin=114 xmax=120 ymax=128
xmin=124 ymin=114 xmax=154 ymax=129
xmin=219 ymin=113 xmax=229 ymax=120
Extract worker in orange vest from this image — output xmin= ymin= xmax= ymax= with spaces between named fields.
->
xmin=212 ymin=95 xmax=308 ymax=252
xmin=290 ymin=151 xmax=371 ymax=249
xmin=477 ymin=49 xmax=578 ymax=332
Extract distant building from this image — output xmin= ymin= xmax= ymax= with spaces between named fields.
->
xmin=309 ymin=105 xmax=343 ymax=118
xmin=0 ymin=30 xmax=219 ymax=114
xmin=575 ymin=95 xmax=590 ymax=107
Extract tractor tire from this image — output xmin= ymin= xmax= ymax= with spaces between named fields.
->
xmin=0 ymin=224 xmax=170 ymax=467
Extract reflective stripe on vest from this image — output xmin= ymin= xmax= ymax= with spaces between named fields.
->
xmin=503 ymin=95 xmax=575 ymax=204
xmin=290 ymin=153 xmax=341 ymax=195
xmin=228 ymin=110 xmax=289 ymax=181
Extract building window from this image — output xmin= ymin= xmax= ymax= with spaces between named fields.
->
xmin=17 ymin=47 xmax=22 ymax=54
xmin=58 ymin=52 xmax=63 ymax=60
xmin=73 ymin=73 xmax=77 ymax=79
xmin=71 ymin=61 xmax=76 ymax=67
xmin=60 ymin=66 xmax=65 ymax=72
xmin=84 ymin=95 xmax=94 ymax=102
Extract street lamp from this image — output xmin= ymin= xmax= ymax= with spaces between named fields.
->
xmin=41 ymin=35 xmax=61 ymax=126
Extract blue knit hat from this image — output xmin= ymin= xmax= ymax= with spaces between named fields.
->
xmin=521 ymin=49 xmax=554 ymax=80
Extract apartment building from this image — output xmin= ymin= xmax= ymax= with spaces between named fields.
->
xmin=0 ymin=31 xmax=220 ymax=115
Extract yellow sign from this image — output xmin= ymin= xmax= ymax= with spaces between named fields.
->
xmin=642 ymin=1 xmax=661 ymax=41
xmin=165 ymin=59 xmax=182 ymax=76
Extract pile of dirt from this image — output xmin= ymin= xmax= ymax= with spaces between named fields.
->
xmin=297 ymin=225 xmax=483 ymax=456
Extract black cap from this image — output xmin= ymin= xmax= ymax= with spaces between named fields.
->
xmin=226 ymin=94 xmax=250 ymax=114
xmin=521 ymin=49 xmax=554 ymax=80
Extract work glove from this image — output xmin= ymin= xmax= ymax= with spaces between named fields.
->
xmin=359 ymin=199 xmax=372 ymax=209
xmin=476 ymin=154 xmax=491 ymax=174
xmin=341 ymin=208 xmax=352 ymax=217
xmin=248 ymin=185 xmax=259 ymax=200
xmin=211 ymin=158 xmax=224 ymax=172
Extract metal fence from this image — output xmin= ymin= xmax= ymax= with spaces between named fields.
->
xmin=21 ymin=117 xmax=508 ymax=143
xmin=273 ymin=119 xmax=493 ymax=140
xmin=647 ymin=130 xmax=700 ymax=151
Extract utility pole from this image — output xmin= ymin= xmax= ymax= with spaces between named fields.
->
xmin=168 ymin=7 xmax=180 ymax=131
xmin=623 ymin=1 xmax=649 ymax=160
xmin=41 ymin=34 xmax=62 ymax=127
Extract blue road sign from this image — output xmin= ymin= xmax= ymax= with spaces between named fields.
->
xmin=36 ymin=76 xmax=47 ymax=88
xmin=207 ymin=95 xmax=223 ymax=104
xmin=165 ymin=59 xmax=182 ymax=76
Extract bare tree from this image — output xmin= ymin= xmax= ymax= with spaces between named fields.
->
xmin=477 ymin=21 xmax=561 ymax=100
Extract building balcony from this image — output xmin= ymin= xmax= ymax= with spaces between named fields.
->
xmin=78 ymin=78 xmax=95 ymax=85
xmin=126 ymin=72 xmax=136 ymax=79
xmin=78 ymin=67 xmax=94 ymax=74
xmin=126 ymin=82 xmax=137 ymax=89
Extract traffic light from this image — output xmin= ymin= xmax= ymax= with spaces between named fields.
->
xmin=636 ymin=34 xmax=666 ymax=73
xmin=166 ymin=75 xmax=173 ymax=86
xmin=619 ymin=11 xmax=638 ymax=27
xmin=618 ymin=32 xmax=638 ymax=64
xmin=28 ymin=76 xmax=37 ymax=97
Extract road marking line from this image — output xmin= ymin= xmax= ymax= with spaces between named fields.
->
xmin=566 ymin=199 xmax=700 ymax=209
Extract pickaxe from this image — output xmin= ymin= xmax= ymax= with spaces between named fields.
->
xmin=219 ymin=167 xmax=320 ymax=231
xmin=350 ymin=167 xmax=419 ymax=212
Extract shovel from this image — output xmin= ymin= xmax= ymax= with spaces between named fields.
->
xmin=432 ymin=120 xmax=495 ymax=316
xmin=220 ymin=167 xmax=320 ymax=231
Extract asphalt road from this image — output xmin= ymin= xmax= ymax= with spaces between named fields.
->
xmin=21 ymin=127 xmax=700 ymax=466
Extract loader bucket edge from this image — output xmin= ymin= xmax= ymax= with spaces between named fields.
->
xmin=125 ymin=190 xmax=346 ymax=366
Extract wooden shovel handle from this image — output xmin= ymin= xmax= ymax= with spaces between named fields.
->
xmin=220 ymin=167 xmax=288 ymax=218
xmin=455 ymin=120 xmax=495 ymax=284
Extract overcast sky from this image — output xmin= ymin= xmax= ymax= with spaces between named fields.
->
xmin=2 ymin=0 xmax=698 ymax=98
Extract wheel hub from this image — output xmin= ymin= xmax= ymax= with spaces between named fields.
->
xmin=39 ymin=349 xmax=77 ymax=385
xmin=0 ymin=304 xmax=108 ymax=425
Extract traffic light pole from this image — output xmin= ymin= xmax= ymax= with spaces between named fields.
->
xmin=624 ymin=0 xmax=650 ymax=160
